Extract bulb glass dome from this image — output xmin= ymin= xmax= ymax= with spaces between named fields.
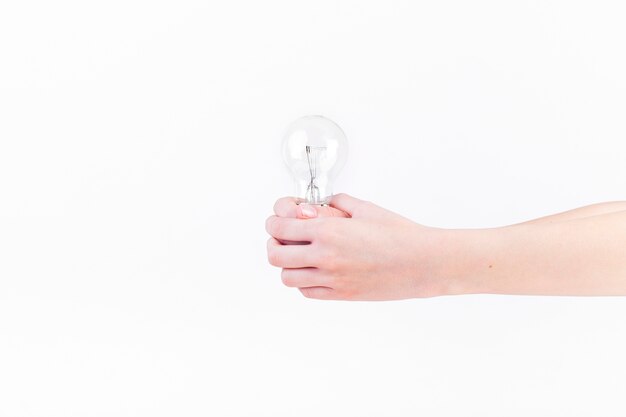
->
xmin=282 ymin=115 xmax=348 ymax=205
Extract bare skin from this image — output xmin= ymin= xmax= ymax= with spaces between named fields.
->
xmin=265 ymin=194 xmax=626 ymax=301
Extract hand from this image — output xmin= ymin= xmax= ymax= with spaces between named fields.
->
xmin=271 ymin=197 xmax=349 ymax=247
xmin=265 ymin=194 xmax=448 ymax=301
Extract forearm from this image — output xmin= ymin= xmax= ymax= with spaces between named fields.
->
xmin=443 ymin=210 xmax=626 ymax=296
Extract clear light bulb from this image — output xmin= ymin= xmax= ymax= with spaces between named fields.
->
xmin=282 ymin=115 xmax=348 ymax=205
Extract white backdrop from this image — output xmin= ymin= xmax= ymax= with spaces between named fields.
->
xmin=1 ymin=1 xmax=626 ymax=416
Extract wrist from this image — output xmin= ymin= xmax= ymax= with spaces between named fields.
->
xmin=430 ymin=227 xmax=503 ymax=296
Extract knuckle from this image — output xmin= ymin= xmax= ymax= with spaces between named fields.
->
xmin=265 ymin=216 xmax=281 ymax=237
xmin=339 ymin=286 xmax=359 ymax=300
xmin=273 ymin=198 xmax=287 ymax=215
xmin=272 ymin=199 xmax=282 ymax=214
xmin=299 ymin=288 xmax=316 ymax=299
xmin=281 ymin=269 xmax=295 ymax=287
xmin=274 ymin=197 xmax=297 ymax=217
xmin=354 ymin=200 xmax=373 ymax=215
xmin=267 ymin=248 xmax=282 ymax=267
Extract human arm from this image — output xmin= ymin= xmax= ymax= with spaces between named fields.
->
xmin=452 ymin=209 xmax=626 ymax=296
xmin=265 ymin=194 xmax=626 ymax=300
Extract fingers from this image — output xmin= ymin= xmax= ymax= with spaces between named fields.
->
xmin=280 ymin=265 xmax=337 ymax=299
xmin=299 ymin=286 xmax=335 ymax=300
xmin=281 ymin=267 xmax=328 ymax=288
xmin=273 ymin=197 xmax=299 ymax=218
xmin=267 ymin=238 xmax=316 ymax=268
xmin=329 ymin=193 xmax=368 ymax=216
xmin=265 ymin=215 xmax=315 ymax=242
xmin=274 ymin=197 xmax=349 ymax=219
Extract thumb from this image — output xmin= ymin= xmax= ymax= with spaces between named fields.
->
xmin=297 ymin=204 xmax=318 ymax=219
xmin=296 ymin=203 xmax=350 ymax=219
xmin=329 ymin=193 xmax=368 ymax=217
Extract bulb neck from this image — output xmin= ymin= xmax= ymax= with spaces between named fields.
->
xmin=293 ymin=178 xmax=332 ymax=205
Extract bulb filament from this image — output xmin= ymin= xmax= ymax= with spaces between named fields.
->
xmin=305 ymin=146 xmax=326 ymax=204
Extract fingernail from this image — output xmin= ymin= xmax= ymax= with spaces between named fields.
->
xmin=300 ymin=204 xmax=317 ymax=218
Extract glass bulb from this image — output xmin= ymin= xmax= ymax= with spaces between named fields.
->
xmin=282 ymin=115 xmax=348 ymax=205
